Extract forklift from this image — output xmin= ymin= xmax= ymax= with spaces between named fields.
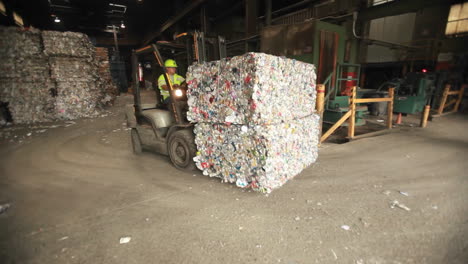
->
xmin=126 ymin=32 xmax=226 ymax=170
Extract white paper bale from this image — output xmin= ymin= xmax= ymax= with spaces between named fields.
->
xmin=193 ymin=114 xmax=320 ymax=193
xmin=187 ymin=52 xmax=317 ymax=125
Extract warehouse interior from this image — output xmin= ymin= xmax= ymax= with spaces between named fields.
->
xmin=1 ymin=0 xmax=467 ymax=263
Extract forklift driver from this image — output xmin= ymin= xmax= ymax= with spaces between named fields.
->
xmin=157 ymin=59 xmax=185 ymax=105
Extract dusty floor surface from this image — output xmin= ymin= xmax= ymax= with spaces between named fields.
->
xmin=0 ymin=92 xmax=467 ymax=264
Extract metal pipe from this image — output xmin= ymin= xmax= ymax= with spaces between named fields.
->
xmin=131 ymin=51 xmax=141 ymax=114
xmin=200 ymin=6 xmax=207 ymax=33
xmin=226 ymin=34 xmax=259 ymax=45
xmin=112 ymin=25 xmax=119 ymax=55
xmin=352 ymin=11 xmax=417 ymax=50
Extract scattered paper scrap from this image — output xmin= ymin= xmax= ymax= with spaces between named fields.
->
xmin=0 ymin=203 xmax=11 ymax=214
xmin=399 ymin=191 xmax=409 ymax=196
xmin=119 ymin=237 xmax=131 ymax=244
xmin=390 ymin=200 xmax=411 ymax=211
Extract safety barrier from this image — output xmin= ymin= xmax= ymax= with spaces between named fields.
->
xmin=317 ymin=86 xmax=394 ymax=143
xmin=433 ymin=84 xmax=466 ymax=117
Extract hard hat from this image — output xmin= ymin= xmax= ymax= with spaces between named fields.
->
xmin=164 ymin=59 xmax=177 ymax=68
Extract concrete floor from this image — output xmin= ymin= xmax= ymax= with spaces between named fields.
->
xmin=1 ymin=93 xmax=467 ymax=264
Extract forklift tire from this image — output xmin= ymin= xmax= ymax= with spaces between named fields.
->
xmin=168 ymin=129 xmax=197 ymax=171
xmin=131 ymin=128 xmax=143 ymax=155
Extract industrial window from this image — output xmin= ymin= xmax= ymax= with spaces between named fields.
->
xmin=446 ymin=2 xmax=468 ymax=35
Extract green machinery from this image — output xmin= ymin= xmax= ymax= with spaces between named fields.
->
xmin=260 ymin=20 xmax=366 ymax=126
xmin=377 ymin=72 xmax=435 ymax=114
xmin=322 ymin=63 xmax=367 ymax=126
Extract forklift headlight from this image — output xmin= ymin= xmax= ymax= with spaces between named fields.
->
xmin=174 ymin=89 xmax=183 ymax=97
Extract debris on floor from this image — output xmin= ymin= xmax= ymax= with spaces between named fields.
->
xmin=341 ymin=225 xmax=350 ymax=231
xmin=382 ymin=190 xmax=391 ymax=195
xmin=359 ymin=217 xmax=370 ymax=227
xmin=119 ymin=237 xmax=131 ymax=244
xmin=331 ymin=249 xmax=338 ymax=260
xmin=399 ymin=191 xmax=409 ymax=196
xmin=0 ymin=203 xmax=11 ymax=214
xmin=390 ymin=200 xmax=411 ymax=211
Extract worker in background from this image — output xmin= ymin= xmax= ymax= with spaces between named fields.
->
xmin=157 ymin=59 xmax=185 ymax=105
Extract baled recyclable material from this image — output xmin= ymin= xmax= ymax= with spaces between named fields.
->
xmin=0 ymin=80 xmax=56 ymax=123
xmin=186 ymin=52 xmax=317 ymax=125
xmin=193 ymin=114 xmax=320 ymax=193
xmin=187 ymin=53 xmax=319 ymax=192
xmin=42 ymin=30 xmax=95 ymax=58
xmin=0 ymin=27 xmax=42 ymax=58
xmin=95 ymin=47 xmax=118 ymax=105
xmin=0 ymin=26 xmax=118 ymax=124
xmin=55 ymin=81 xmax=99 ymax=119
xmin=49 ymin=57 xmax=97 ymax=82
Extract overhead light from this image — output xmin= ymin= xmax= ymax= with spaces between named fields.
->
xmin=120 ymin=21 xmax=125 ymax=28
xmin=54 ymin=16 xmax=61 ymax=23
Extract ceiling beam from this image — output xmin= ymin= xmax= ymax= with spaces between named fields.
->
xmin=142 ymin=0 xmax=207 ymax=46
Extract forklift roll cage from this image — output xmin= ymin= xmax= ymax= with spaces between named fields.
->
xmin=127 ymin=32 xmax=226 ymax=170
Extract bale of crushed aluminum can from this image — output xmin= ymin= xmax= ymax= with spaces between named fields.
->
xmin=0 ymin=27 xmax=42 ymax=58
xmin=0 ymin=26 xmax=119 ymax=123
xmin=49 ymin=57 xmax=97 ymax=82
xmin=0 ymin=80 xmax=56 ymax=123
xmin=187 ymin=53 xmax=319 ymax=192
xmin=95 ymin=47 xmax=118 ymax=105
xmin=186 ymin=52 xmax=317 ymax=125
xmin=55 ymin=81 xmax=99 ymax=119
xmin=193 ymin=114 xmax=320 ymax=193
xmin=42 ymin=30 xmax=95 ymax=58
xmin=0 ymin=56 xmax=50 ymax=82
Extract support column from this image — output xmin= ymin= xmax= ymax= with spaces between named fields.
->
xmin=316 ymin=84 xmax=325 ymax=145
xmin=420 ymin=105 xmax=430 ymax=128
xmin=348 ymin=86 xmax=357 ymax=139
xmin=387 ymin=87 xmax=395 ymax=129
xmin=265 ymin=0 xmax=272 ymax=26
xmin=245 ymin=0 xmax=258 ymax=52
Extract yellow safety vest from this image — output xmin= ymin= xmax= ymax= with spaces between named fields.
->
xmin=157 ymin=74 xmax=185 ymax=99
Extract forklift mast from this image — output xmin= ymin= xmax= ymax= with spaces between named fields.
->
xmin=131 ymin=32 xmax=227 ymax=125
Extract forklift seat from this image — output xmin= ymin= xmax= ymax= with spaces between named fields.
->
xmin=141 ymin=109 xmax=175 ymax=137
xmin=141 ymin=103 xmax=158 ymax=110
